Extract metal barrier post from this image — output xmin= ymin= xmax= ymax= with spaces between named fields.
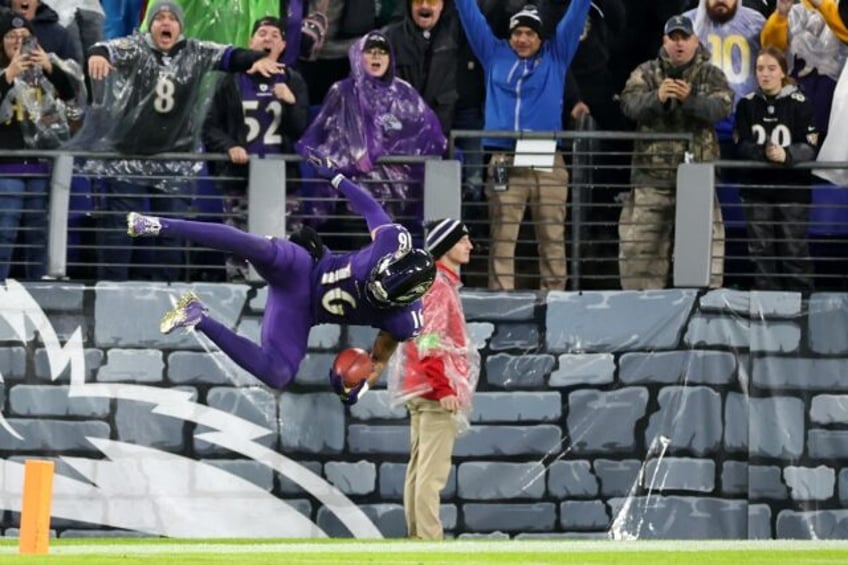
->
xmin=247 ymin=158 xmax=288 ymax=283
xmin=423 ymin=159 xmax=462 ymax=222
xmin=674 ymin=163 xmax=715 ymax=287
xmin=570 ymin=116 xmax=599 ymax=291
xmin=46 ymin=154 xmax=73 ymax=279
xmin=570 ymin=146 xmax=586 ymax=291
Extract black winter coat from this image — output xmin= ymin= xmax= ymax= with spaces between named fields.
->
xmin=203 ymin=66 xmax=309 ymax=179
xmin=733 ymin=85 xmax=818 ymax=203
xmin=385 ymin=0 xmax=485 ymax=133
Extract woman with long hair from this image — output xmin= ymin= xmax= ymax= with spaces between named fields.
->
xmin=733 ymin=46 xmax=819 ymax=291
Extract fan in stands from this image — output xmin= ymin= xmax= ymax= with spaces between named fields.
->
xmin=332 ymin=348 xmax=374 ymax=389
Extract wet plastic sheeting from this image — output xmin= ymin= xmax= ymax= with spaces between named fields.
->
xmin=1 ymin=283 xmax=847 ymax=539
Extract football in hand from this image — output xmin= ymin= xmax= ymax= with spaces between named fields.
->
xmin=333 ymin=347 xmax=374 ymax=389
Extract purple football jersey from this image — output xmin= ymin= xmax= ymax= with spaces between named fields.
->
xmin=237 ymin=74 xmax=290 ymax=156
xmin=311 ymin=224 xmax=424 ymax=340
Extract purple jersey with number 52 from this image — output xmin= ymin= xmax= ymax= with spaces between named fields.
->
xmin=237 ymin=73 xmax=290 ymax=156
xmin=311 ymin=224 xmax=424 ymax=340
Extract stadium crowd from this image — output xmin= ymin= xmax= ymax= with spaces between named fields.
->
xmin=2 ymin=0 xmax=848 ymax=291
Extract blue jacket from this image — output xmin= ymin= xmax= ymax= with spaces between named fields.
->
xmin=454 ymin=0 xmax=591 ymax=149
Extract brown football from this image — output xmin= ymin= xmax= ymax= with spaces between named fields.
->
xmin=332 ymin=347 xmax=373 ymax=388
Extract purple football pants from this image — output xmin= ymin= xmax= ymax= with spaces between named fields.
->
xmin=160 ymin=218 xmax=313 ymax=389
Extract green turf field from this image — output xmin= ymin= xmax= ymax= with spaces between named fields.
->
xmin=1 ymin=539 xmax=848 ymax=564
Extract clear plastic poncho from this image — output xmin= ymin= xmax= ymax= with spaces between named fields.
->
xmin=386 ymin=269 xmax=480 ymax=435
xmin=687 ymin=0 xmax=765 ymax=105
xmin=788 ymin=1 xmax=848 ymax=81
xmin=0 ymin=53 xmax=86 ymax=149
xmin=295 ymin=31 xmax=447 ymax=221
xmin=66 ymin=33 xmax=228 ymax=191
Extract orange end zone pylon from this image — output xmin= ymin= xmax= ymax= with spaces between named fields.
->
xmin=19 ymin=459 xmax=55 ymax=555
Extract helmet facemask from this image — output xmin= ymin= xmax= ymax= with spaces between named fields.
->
xmin=365 ymin=249 xmax=436 ymax=309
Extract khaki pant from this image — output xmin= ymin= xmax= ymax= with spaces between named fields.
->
xmin=618 ymin=186 xmax=724 ymax=290
xmin=485 ymin=152 xmax=569 ymax=290
xmin=404 ymin=397 xmax=457 ymax=540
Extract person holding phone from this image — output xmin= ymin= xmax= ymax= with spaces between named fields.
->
xmin=0 ymin=9 xmax=78 ymax=280
xmin=618 ymin=15 xmax=733 ymax=290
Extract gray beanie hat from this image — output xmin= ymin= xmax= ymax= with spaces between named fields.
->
xmin=146 ymin=1 xmax=184 ymax=30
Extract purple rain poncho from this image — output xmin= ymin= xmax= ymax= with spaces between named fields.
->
xmin=295 ymin=31 xmax=447 ymax=223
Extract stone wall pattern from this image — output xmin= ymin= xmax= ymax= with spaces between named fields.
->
xmin=1 ymin=284 xmax=847 ymax=539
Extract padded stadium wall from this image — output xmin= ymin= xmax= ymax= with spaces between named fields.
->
xmin=0 ymin=281 xmax=847 ymax=539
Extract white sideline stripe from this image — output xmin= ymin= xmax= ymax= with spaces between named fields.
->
xmin=2 ymin=540 xmax=848 ymax=555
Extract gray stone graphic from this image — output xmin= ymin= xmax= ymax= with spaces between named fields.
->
xmin=2 ymin=284 xmax=848 ymax=539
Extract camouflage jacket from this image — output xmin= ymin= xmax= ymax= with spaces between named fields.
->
xmin=620 ymin=45 xmax=733 ymax=188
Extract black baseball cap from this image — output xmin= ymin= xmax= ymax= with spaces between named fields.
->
xmin=363 ymin=32 xmax=390 ymax=53
xmin=664 ymin=15 xmax=694 ymax=37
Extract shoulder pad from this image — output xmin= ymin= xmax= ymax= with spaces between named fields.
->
xmin=374 ymin=223 xmax=407 ymax=236
xmin=375 ymin=224 xmax=412 ymax=253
